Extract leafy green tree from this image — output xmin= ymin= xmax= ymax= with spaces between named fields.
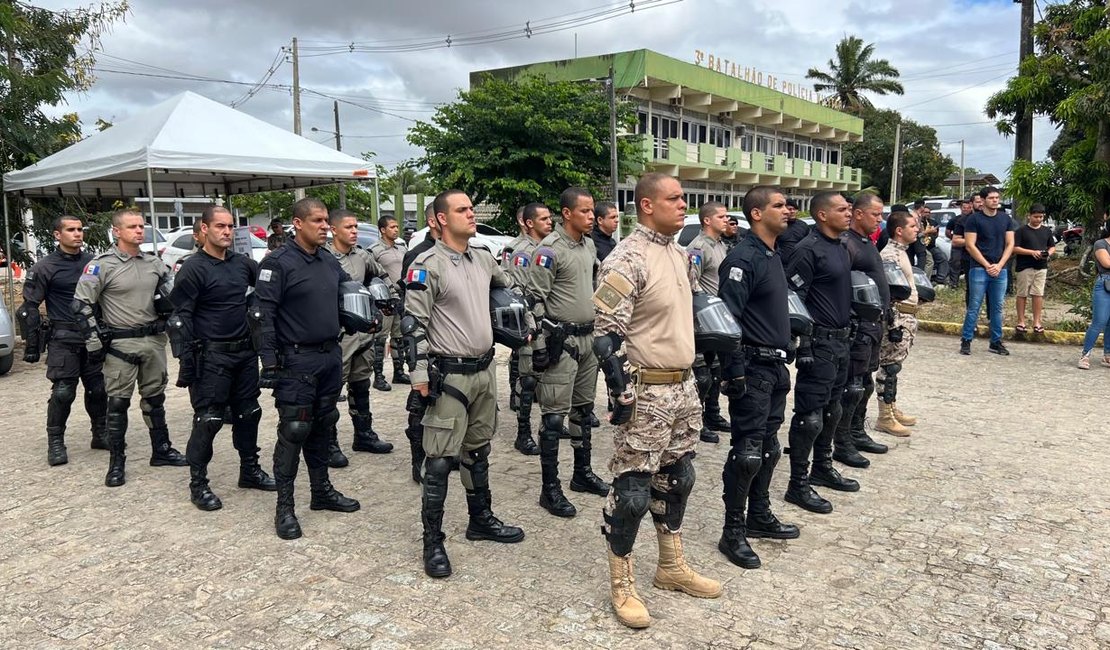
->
xmin=378 ymin=163 xmax=434 ymax=198
xmin=408 ymin=74 xmax=644 ymax=230
xmin=842 ymin=107 xmax=955 ymax=201
xmin=986 ymin=0 xmax=1110 ymax=233
xmin=807 ymin=36 xmax=905 ymax=112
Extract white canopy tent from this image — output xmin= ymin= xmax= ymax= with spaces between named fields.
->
xmin=2 ymin=90 xmax=375 ymax=306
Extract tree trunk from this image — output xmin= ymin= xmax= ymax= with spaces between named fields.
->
xmin=1090 ymin=118 xmax=1110 ymax=243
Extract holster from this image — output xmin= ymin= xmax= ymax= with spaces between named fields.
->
xmin=426 ymin=362 xmax=444 ymax=407
xmin=542 ymin=319 xmax=567 ymax=366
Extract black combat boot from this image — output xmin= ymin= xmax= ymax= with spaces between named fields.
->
xmin=274 ymin=477 xmax=301 ymax=540
xmin=391 ymin=349 xmax=411 ymax=385
xmin=746 ymin=442 xmax=800 ymax=539
xmin=46 ymin=427 xmax=68 ymax=466
xmin=308 ymin=466 xmax=360 ymax=512
xmin=718 ymin=440 xmax=762 ymax=569
xmin=86 ymin=385 xmax=109 ymax=450
xmin=142 ymin=394 xmax=187 ymax=467
xmin=699 ymin=427 xmax=720 ymax=444
xmin=850 ymin=394 xmax=887 ymax=454
xmin=569 ymin=425 xmax=609 ymax=496
xmin=422 ymin=457 xmax=453 ymax=578
xmin=538 ymin=415 xmax=576 ymax=517
xmin=514 ymin=377 xmax=539 ymax=455
xmin=351 ymin=414 xmax=393 ymax=454
xmin=90 ymin=415 xmax=108 ymax=450
xmin=189 ymin=466 xmax=223 ymax=511
xmin=462 ymin=445 xmax=525 ymax=543
xmin=325 ymin=424 xmax=349 ymax=468
xmin=832 ymin=419 xmax=870 ymax=468
xmin=810 ymin=406 xmax=860 ymax=493
xmin=702 ymin=383 xmax=730 ymax=433
xmin=372 ymin=340 xmax=392 ymax=392
xmin=508 ymin=350 xmax=521 ymax=412
xmin=783 ymin=415 xmax=832 ymax=514
xmin=238 ymin=459 xmax=277 ymax=491
xmin=104 ymin=397 xmax=129 ymax=488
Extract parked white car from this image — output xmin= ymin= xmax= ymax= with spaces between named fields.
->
xmin=162 ymin=227 xmax=269 ymax=274
xmin=677 ymin=213 xmax=750 ymax=249
xmin=107 ymin=226 xmax=168 ymax=257
xmin=407 ymin=223 xmax=511 ymax=259
xmin=0 ymin=297 xmax=14 ymax=376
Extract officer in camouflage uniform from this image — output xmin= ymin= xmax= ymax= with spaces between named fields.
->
xmin=326 ymin=208 xmax=395 ymax=465
xmin=369 ymin=214 xmax=409 ymax=391
xmin=501 ymin=202 xmax=553 ymax=456
xmin=526 ymin=187 xmax=610 ymax=518
xmin=876 ymin=209 xmax=920 ymax=437
xmin=594 ymin=172 xmax=721 ymax=629
xmin=73 ymin=209 xmax=187 ymax=488
xmin=686 ymin=200 xmax=731 ymax=444
xmin=404 ymin=189 xmax=529 ymax=579
xmin=18 ymin=215 xmax=107 ymax=466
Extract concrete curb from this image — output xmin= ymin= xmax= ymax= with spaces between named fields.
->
xmin=917 ymin=319 xmax=1091 ymax=346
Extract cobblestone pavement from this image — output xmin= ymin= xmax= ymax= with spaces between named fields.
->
xmin=1 ymin=332 xmax=1108 ymax=649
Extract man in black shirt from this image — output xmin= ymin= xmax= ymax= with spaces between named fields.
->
xmin=170 ymin=206 xmax=275 ymax=511
xmin=784 ymin=191 xmax=859 ymax=515
xmin=960 ymin=186 xmax=1016 ymax=355
xmin=775 ymin=198 xmax=809 ymax=265
xmin=946 ymin=199 xmax=973 ymax=287
xmin=1013 ymin=204 xmax=1056 ymax=333
xmin=17 ymin=215 xmax=108 ymax=465
xmin=591 ymin=201 xmax=619 ymax=263
xmin=835 ymin=193 xmax=891 ymax=469
xmin=716 ymin=186 xmax=800 ymax=569
xmin=256 ymin=198 xmax=361 ymax=539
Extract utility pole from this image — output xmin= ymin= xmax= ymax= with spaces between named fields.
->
xmin=332 ymin=100 xmax=346 ymax=209
xmin=889 ymin=122 xmax=902 ymax=204
xmin=1014 ymin=0 xmax=1034 ymax=162
xmin=959 ymin=139 xmax=966 ymax=199
xmin=608 ymin=66 xmax=619 ymax=215
xmin=292 ymin=37 xmax=305 ymax=201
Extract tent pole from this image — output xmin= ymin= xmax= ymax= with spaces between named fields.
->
xmin=145 ymin=167 xmax=156 ymax=228
xmin=3 ymin=192 xmax=13 ymax=318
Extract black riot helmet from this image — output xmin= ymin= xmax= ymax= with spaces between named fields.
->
xmin=912 ymin=267 xmax=936 ymax=303
xmin=883 ymin=261 xmax=913 ymax=302
xmin=490 ymin=287 xmax=530 ymax=349
xmin=787 ymin=289 xmax=813 ymax=337
xmin=850 ymin=270 xmax=884 ymax=322
xmin=367 ymin=276 xmax=398 ymax=313
xmin=338 ymin=280 xmax=382 ymax=333
xmin=693 ymin=293 xmax=743 ymax=352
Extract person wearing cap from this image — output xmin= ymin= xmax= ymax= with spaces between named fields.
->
xmin=266 ymin=218 xmax=287 ymax=251
xmin=776 ymin=198 xmax=809 ymax=265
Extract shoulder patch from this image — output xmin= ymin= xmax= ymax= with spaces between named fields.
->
xmin=593 ymin=270 xmax=635 ymax=314
xmin=501 ymin=247 xmax=514 ymax=264
xmin=533 ymin=246 xmax=557 ymax=270
xmin=405 ymin=267 xmax=428 ymax=291
xmin=82 ymin=262 xmax=100 ymax=276
xmin=259 ymin=268 xmax=274 ymax=282
xmin=511 ymin=251 xmax=531 ymax=268
xmin=687 ymin=248 xmax=704 ymax=267
xmin=729 ymin=267 xmax=744 ymax=283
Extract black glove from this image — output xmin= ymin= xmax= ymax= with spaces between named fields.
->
xmin=609 ymin=391 xmax=635 ymax=426
xmin=23 ymin=348 xmax=40 ymax=364
xmin=795 ymin=337 xmax=815 ymax=371
xmin=405 ymin=388 xmax=426 ymax=414
xmin=87 ymin=340 xmax=107 ymax=365
xmin=721 ymin=377 xmax=747 ymax=398
xmin=258 ymin=366 xmax=279 ymax=390
xmin=888 ymin=327 xmax=904 ymax=343
xmin=532 ymin=345 xmax=550 ymax=373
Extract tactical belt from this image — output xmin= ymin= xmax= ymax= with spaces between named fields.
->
xmin=283 ymin=340 xmax=338 ymax=354
xmin=895 ymin=303 xmax=920 ymax=316
xmin=434 ymin=349 xmax=495 ymax=375
xmin=555 ymin=321 xmax=595 ymax=336
xmin=107 ymin=322 xmax=166 ymax=339
xmin=106 ymin=347 xmax=143 ymax=365
xmin=812 ymin=325 xmax=852 ymax=340
xmin=202 ymin=338 xmax=253 ymax=353
xmin=634 ymin=367 xmax=692 ymax=385
xmin=51 ymin=321 xmax=81 ymax=332
xmin=743 ymin=345 xmax=788 ymax=364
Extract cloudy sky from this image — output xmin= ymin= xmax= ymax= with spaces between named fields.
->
xmin=38 ymin=0 xmax=1054 ymax=182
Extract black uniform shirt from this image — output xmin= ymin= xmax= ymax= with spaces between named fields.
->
xmin=842 ymin=228 xmax=891 ymax=307
xmin=255 ymin=240 xmax=351 ymax=367
xmin=170 ymin=249 xmax=257 ymax=341
xmin=776 ymin=218 xmax=811 ymax=266
xmin=786 ymin=230 xmax=852 ymax=329
xmin=22 ymin=249 xmax=93 ymax=332
xmin=590 ymin=228 xmax=617 ymax=263
xmin=718 ymin=231 xmax=791 ymax=353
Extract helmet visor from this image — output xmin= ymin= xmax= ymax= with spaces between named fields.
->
xmin=695 ymin=298 xmax=742 ymax=336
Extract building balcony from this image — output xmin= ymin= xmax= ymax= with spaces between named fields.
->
xmin=634 ymin=135 xmax=861 ymax=190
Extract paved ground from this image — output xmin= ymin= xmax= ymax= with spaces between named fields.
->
xmin=1 ymin=332 xmax=1107 ymax=649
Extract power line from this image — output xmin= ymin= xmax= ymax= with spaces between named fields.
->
xmin=229 ymin=47 xmax=288 ymax=108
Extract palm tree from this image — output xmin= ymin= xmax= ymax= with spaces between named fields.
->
xmin=807 ymin=36 xmax=904 ymax=112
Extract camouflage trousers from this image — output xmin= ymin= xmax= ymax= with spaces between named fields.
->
xmin=878 ymin=312 xmax=917 ymax=372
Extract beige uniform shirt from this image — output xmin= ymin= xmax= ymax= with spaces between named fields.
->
xmin=74 ymin=245 xmax=168 ymax=329
xmin=405 ymin=240 xmax=530 ymax=385
xmin=593 ymin=225 xmax=696 ymax=370
xmin=527 ymin=224 xmax=596 ymax=324
xmin=369 ymin=238 xmax=406 ymax=284
xmin=686 ymin=231 xmax=727 ymax=296
xmin=325 ymin=243 xmax=388 ymax=285
xmin=501 ymin=233 xmax=540 ymax=285
xmin=881 ymin=240 xmax=918 ymax=306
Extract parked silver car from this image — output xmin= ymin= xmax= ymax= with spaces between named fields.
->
xmin=0 ymin=296 xmax=15 ymax=376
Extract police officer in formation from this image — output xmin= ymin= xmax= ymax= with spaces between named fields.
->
xmin=255 ymin=197 xmax=366 ymax=540
xmin=783 ymin=192 xmax=859 ymax=514
xmin=501 ymin=202 xmax=553 ymax=455
xmin=404 ymin=189 xmax=528 ymax=578
xmin=715 ymin=186 xmax=801 ymax=569
xmin=876 ymin=208 xmax=925 ymax=436
xmin=776 ymin=198 xmax=809 ymax=264
xmin=325 ymin=208 xmax=395 ymax=463
xmin=168 ymin=206 xmax=275 ymax=511
xmin=590 ymin=200 xmax=619 ymax=263
xmin=74 ymin=209 xmax=187 ymax=487
xmin=686 ymin=200 xmax=732 ymax=444
xmin=399 ymin=203 xmax=441 ymax=484
xmin=833 ymin=193 xmax=892 ymax=469
xmin=527 ymin=187 xmax=609 ymax=518
xmin=369 ymin=215 xmax=410 ymax=392
xmin=18 ymin=215 xmax=108 ymax=465
xmin=503 ymin=206 xmax=529 ymax=415
xmin=594 ymin=172 xmax=721 ymax=629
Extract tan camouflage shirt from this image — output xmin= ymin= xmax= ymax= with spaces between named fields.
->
xmin=593 ymin=224 xmax=696 ymax=370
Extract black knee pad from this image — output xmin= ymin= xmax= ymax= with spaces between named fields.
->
xmin=654 ymin=453 xmax=696 ymax=500
xmin=50 ymin=379 xmax=79 ymax=406
xmin=462 ymin=442 xmax=492 ymax=473
xmin=569 ymin=404 xmax=592 ymax=426
xmin=424 ymin=455 xmax=453 ymax=479
xmin=605 ymin=471 xmax=652 ymax=556
xmin=277 ymin=404 xmax=313 ymax=444
xmin=842 ymin=377 xmax=866 ymax=409
xmin=194 ymin=407 xmax=225 ymax=438
xmin=541 ymin=413 xmax=565 ymax=437
xmin=347 ymin=379 xmax=372 ymax=409
xmin=232 ymin=400 xmax=262 ymax=427
xmin=313 ymin=396 xmax=340 ymax=429
xmin=519 ymin=374 xmax=538 ymax=394
xmin=107 ymin=396 xmax=131 ymax=413
xmin=791 ymin=410 xmax=822 ymax=438
xmin=824 ymin=400 xmax=843 ymax=429
xmin=141 ymin=393 xmax=166 ymax=410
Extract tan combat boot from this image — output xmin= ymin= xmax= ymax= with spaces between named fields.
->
xmin=608 ymin=549 xmax=651 ymax=629
xmin=876 ymin=402 xmax=911 ymax=437
xmin=891 ymin=402 xmax=917 ymax=426
xmin=652 ymin=530 xmax=723 ymax=599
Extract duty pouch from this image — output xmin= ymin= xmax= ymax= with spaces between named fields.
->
xmin=542 ymin=319 xmax=567 ymax=365
xmin=427 ymin=362 xmax=444 ymax=407
xmin=41 ymin=321 xmax=55 ymax=350
xmin=888 ymin=326 xmax=904 ymax=344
